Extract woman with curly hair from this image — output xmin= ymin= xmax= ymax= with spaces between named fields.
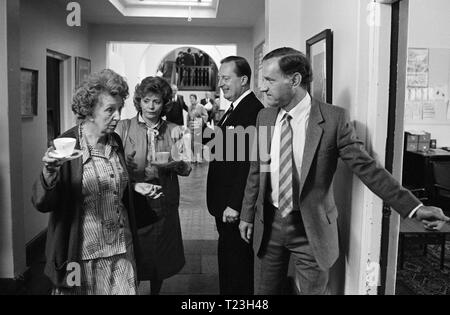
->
xmin=115 ymin=76 xmax=191 ymax=295
xmin=32 ymin=69 xmax=141 ymax=295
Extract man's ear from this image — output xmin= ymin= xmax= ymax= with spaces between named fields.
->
xmin=241 ymin=75 xmax=249 ymax=87
xmin=291 ymin=73 xmax=302 ymax=88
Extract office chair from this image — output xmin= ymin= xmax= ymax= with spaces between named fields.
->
xmin=432 ymin=161 xmax=450 ymax=214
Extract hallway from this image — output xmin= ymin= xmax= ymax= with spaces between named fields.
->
xmin=139 ymin=163 xmax=220 ymax=295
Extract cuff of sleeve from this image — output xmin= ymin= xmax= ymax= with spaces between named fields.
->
xmin=240 ymin=209 xmax=255 ymax=223
xmin=408 ymin=204 xmax=423 ymax=219
xmin=227 ymin=205 xmax=240 ymax=213
xmin=40 ymin=172 xmax=59 ymax=191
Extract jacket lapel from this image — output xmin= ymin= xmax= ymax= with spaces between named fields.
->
xmin=223 ymin=92 xmax=253 ymax=127
xmin=128 ymin=117 xmax=148 ymax=174
xmin=266 ymin=107 xmax=279 ymax=154
xmin=261 ymin=108 xmax=279 ymax=197
xmin=299 ymin=100 xmax=324 ymax=196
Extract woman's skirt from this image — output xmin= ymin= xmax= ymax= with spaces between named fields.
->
xmin=53 ymin=248 xmax=137 ymax=295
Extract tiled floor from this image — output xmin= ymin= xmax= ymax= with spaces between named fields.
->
xmin=179 ymin=163 xmax=218 ymax=241
xmin=139 ymin=163 xmax=220 ymax=295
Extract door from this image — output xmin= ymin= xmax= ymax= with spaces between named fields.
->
xmin=46 ymin=56 xmax=61 ymax=144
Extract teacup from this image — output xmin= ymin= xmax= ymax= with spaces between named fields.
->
xmin=53 ymin=138 xmax=76 ymax=157
xmin=155 ymin=152 xmax=171 ymax=164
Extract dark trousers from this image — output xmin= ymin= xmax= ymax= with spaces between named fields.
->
xmin=257 ymin=209 xmax=329 ymax=295
xmin=215 ymin=217 xmax=254 ymax=295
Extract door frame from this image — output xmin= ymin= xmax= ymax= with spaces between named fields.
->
xmin=46 ymin=50 xmax=73 ymax=133
xmin=379 ymin=0 xmax=410 ymax=295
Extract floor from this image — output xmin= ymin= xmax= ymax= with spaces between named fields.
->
xmin=25 ymin=162 xmax=220 ymax=295
xmin=139 ymin=163 xmax=220 ymax=295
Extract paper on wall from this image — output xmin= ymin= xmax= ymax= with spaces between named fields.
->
xmin=422 ymin=102 xmax=436 ymax=120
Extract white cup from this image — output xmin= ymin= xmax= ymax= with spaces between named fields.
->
xmin=53 ymin=138 xmax=76 ymax=157
xmin=155 ymin=152 xmax=170 ymax=164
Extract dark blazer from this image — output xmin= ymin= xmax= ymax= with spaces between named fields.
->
xmin=241 ymin=99 xmax=421 ymax=270
xmin=31 ymin=126 xmax=141 ymax=288
xmin=184 ymin=53 xmax=195 ymax=66
xmin=166 ymin=95 xmax=188 ymax=126
xmin=206 ymin=91 xmax=264 ymax=217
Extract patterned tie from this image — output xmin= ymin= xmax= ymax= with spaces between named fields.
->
xmin=279 ymin=113 xmax=294 ymax=218
xmin=218 ymin=104 xmax=234 ymax=127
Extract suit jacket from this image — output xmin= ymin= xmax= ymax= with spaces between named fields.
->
xmin=206 ymin=91 xmax=264 ymax=217
xmin=166 ymin=95 xmax=188 ymax=126
xmin=184 ymin=53 xmax=195 ymax=66
xmin=240 ymin=99 xmax=421 ymax=270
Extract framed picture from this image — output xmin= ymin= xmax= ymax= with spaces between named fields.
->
xmin=254 ymin=41 xmax=265 ymax=101
xmin=20 ymin=68 xmax=38 ymax=118
xmin=75 ymin=57 xmax=91 ymax=87
xmin=306 ymin=29 xmax=333 ymax=103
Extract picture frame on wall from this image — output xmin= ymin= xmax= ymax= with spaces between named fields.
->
xmin=306 ymin=29 xmax=333 ymax=104
xmin=75 ymin=57 xmax=91 ymax=88
xmin=254 ymin=41 xmax=265 ymax=102
xmin=20 ymin=68 xmax=38 ymax=118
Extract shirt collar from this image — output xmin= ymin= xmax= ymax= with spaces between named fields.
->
xmin=231 ymin=89 xmax=252 ymax=110
xmin=138 ymin=113 xmax=165 ymax=133
xmin=138 ymin=113 xmax=160 ymax=127
xmin=277 ymin=92 xmax=312 ymax=124
xmin=79 ymin=124 xmax=119 ymax=164
xmin=138 ymin=113 xmax=146 ymax=124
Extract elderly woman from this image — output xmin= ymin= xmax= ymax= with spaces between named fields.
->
xmin=32 ymin=69 xmax=140 ymax=295
xmin=115 ymin=76 xmax=191 ymax=295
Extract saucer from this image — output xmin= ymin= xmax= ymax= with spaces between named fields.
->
xmin=150 ymin=161 xmax=171 ymax=167
xmin=134 ymin=183 xmax=162 ymax=196
xmin=49 ymin=149 xmax=83 ymax=161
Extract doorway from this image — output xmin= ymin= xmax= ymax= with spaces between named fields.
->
xmin=383 ymin=0 xmax=450 ymax=295
xmin=46 ymin=56 xmax=61 ymax=143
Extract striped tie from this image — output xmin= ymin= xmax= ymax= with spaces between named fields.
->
xmin=218 ymin=104 xmax=234 ymax=127
xmin=279 ymin=113 xmax=293 ymax=218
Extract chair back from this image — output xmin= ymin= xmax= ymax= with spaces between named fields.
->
xmin=432 ymin=161 xmax=450 ymax=194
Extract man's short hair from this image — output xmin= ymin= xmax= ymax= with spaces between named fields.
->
xmin=263 ymin=47 xmax=313 ymax=89
xmin=221 ymin=56 xmax=252 ymax=86
xmin=190 ymin=94 xmax=198 ymax=100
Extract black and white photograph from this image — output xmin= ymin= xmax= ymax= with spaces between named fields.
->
xmin=1 ymin=0 xmax=450 ymax=301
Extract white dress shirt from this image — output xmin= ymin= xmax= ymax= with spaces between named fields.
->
xmin=269 ymin=93 xmax=311 ymax=208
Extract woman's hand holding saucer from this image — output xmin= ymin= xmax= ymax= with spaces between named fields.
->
xmin=135 ymin=183 xmax=163 ymax=200
xmin=42 ymin=147 xmax=63 ymax=185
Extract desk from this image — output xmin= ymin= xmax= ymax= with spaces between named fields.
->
xmin=399 ymin=219 xmax=450 ymax=270
xmin=402 ymin=149 xmax=450 ymax=202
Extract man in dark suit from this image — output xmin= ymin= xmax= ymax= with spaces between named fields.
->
xmin=239 ymin=47 xmax=449 ymax=295
xmin=196 ymin=51 xmax=211 ymax=67
xmin=165 ymin=84 xmax=188 ymax=126
xmin=204 ymin=56 xmax=264 ymax=295
xmin=184 ymin=48 xmax=195 ymax=66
